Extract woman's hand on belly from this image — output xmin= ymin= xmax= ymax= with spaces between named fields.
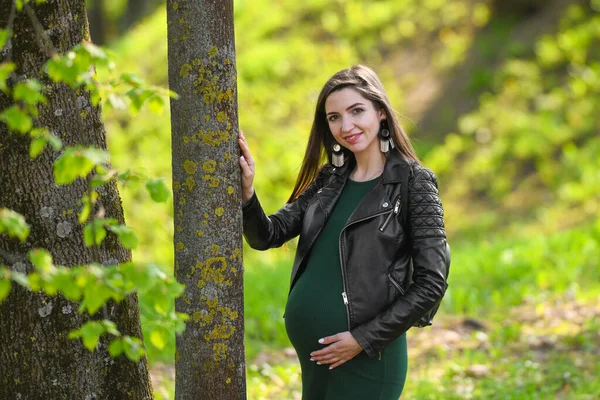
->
xmin=309 ymin=331 xmax=363 ymax=370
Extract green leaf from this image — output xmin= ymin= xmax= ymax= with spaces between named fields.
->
xmin=13 ymin=80 xmax=46 ymax=106
xmin=78 ymin=191 xmax=98 ymax=224
xmin=0 ymin=29 xmax=10 ymax=50
xmin=147 ymin=95 xmax=165 ymax=114
xmin=28 ymin=249 xmax=54 ymax=274
xmin=149 ymin=329 xmax=166 ymax=350
xmin=108 ymin=337 xmax=124 ymax=357
xmin=91 ymin=166 xmax=118 ymax=189
xmin=83 ymin=219 xmax=107 ymax=247
xmin=0 ymin=62 xmax=16 ymax=93
xmin=122 ymin=336 xmax=145 ymax=362
xmin=108 ymin=225 xmax=138 ymax=249
xmin=0 ymin=278 xmax=11 ymax=303
xmin=53 ymin=146 xmax=110 ymax=185
xmin=107 ymin=93 xmax=127 ymax=110
xmin=0 ymin=208 xmax=30 ymax=241
xmin=69 ymin=321 xmax=105 ymax=351
xmin=0 ymin=105 xmax=33 ymax=134
xmin=10 ymin=271 xmax=29 ymax=288
xmin=30 ymin=136 xmax=47 ymax=158
xmin=102 ymin=320 xmax=120 ymax=336
xmin=146 ymin=179 xmax=170 ymax=203
xmin=79 ymin=280 xmax=115 ymax=315
xmin=46 ymin=133 xmax=63 ymax=151
xmin=118 ymin=169 xmax=144 ymax=185
xmin=50 ymin=268 xmax=81 ymax=301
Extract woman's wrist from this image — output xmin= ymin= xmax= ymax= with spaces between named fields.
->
xmin=242 ymin=187 xmax=255 ymax=203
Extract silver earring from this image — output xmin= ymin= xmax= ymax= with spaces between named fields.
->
xmin=378 ymin=119 xmax=394 ymax=153
xmin=332 ymin=143 xmax=345 ymax=167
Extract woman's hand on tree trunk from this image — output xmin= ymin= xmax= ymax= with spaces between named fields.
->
xmin=238 ymin=130 xmax=255 ymax=202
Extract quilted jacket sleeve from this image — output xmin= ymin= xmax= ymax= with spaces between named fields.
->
xmin=351 ymin=164 xmax=451 ymax=358
xmin=242 ymin=167 xmax=329 ymax=250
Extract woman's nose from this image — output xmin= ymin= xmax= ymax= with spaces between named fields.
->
xmin=341 ymin=117 xmax=354 ymax=132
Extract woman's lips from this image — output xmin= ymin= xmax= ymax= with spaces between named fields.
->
xmin=344 ymin=133 xmax=362 ymax=144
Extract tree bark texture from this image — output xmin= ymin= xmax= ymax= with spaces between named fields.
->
xmin=166 ymin=1 xmax=246 ymax=399
xmin=0 ymin=1 xmax=152 ymax=398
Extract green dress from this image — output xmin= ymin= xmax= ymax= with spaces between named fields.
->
xmin=285 ymin=178 xmax=408 ymax=400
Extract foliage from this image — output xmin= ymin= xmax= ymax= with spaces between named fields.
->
xmin=427 ymin=3 xmax=600 ymax=239
xmin=0 ymin=12 xmax=182 ymax=361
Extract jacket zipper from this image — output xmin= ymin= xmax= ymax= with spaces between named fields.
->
xmin=378 ymin=197 xmax=401 ymax=232
xmin=339 ymin=208 xmax=392 ymax=332
xmin=387 ymin=273 xmax=404 ymax=295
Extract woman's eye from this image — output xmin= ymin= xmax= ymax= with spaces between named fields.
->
xmin=352 ymin=108 xmax=364 ymax=114
xmin=328 ymin=115 xmax=339 ymax=122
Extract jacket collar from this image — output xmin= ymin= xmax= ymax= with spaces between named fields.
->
xmin=330 ymin=149 xmax=410 ymax=184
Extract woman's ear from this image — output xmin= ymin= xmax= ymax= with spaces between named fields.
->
xmin=379 ymin=108 xmax=387 ymax=119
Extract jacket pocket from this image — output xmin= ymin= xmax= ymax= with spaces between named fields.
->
xmin=387 ymin=273 xmax=405 ymax=296
xmin=378 ymin=196 xmax=401 ymax=232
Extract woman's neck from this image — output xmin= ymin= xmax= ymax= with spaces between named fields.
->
xmin=351 ymin=150 xmax=386 ymax=181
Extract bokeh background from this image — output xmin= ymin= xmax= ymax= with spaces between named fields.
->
xmin=90 ymin=0 xmax=600 ymax=398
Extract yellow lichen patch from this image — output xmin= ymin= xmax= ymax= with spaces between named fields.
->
xmin=192 ymin=58 xmax=202 ymax=66
xmin=209 ymin=177 xmax=220 ymax=188
xmin=202 ymin=160 xmax=217 ymax=172
xmin=226 ymin=377 xmax=232 ymax=384
xmin=200 ymin=129 xmax=230 ymax=147
xmin=205 ymin=324 xmax=235 ymax=342
xmin=204 ymin=213 xmax=209 ymax=218
xmin=183 ymin=136 xmax=190 ymax=144
xmin=196 ymin=230 xmax=204 ymax=237
xmin=213 ymin=343 xmax=228 ymax=362
xmin=176 ymin=241 xmax=185 ymax=251
xmin=173 ymin=181 xmax=181 ymax=192
xmin=215 ymin=207 xmax=225 ymax=217
xmin=230 ymin=267 xmax=237 ymax=275
xmin=172 ymin=2 xmax=179 ymax=10
xmin=216 ymin=111 xmax=227 ymax=123
xmin=206 ymin=297 xmax=219 ymax=309
xmin=218 ymin=88 xmax=233 ymax=103
xmin=224 ymin=152 xmax=232 ymax=161
xmin=179 ymin=196 xmax=186 ymax=206
xmin=205 ymin=115 xmax=210 ymax=121
xmin=206 ymin=257 xmax=227 ymax=271
xmin=179 ymin=63 xmax=192 ymax=77
xmin=227 ymin=186 xmax=234 ymax=195
xmin=208 ymin=46 xmax=218 ymax=58
xmin=183 ymin=160 xmax=198 ymax=174
xmin=185 ymin=177 xmax=196 ymax=191
xmin=229 ymin=248 xmax=242 ymax=262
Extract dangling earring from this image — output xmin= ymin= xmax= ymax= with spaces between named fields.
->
xmin=332 ymin=142 xmax=345 ymax=167
xmin=378 ymin=119 xmax=395 ymax=153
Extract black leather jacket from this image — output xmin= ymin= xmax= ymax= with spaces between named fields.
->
xmin=242 ymin=150 xmax=450 ymax=358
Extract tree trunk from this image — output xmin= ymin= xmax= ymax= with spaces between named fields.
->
xmin=0 ymin=1 xmax=152 ymax=398
xmin=120 ymin=0 xmax=147 ymax=32
xmin=492 ymin=0 xmax=548 ymax=16
xmin=166 ymin=1 xmax=246 ymax=398
xmin=88 ymin=0 xmax=108 ymax=45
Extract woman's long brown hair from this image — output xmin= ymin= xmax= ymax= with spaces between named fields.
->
xmin=287 ymin=65 xmax=420 ymax=203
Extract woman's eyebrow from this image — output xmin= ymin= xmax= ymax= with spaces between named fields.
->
xmin=326 ymin=102 xmax=365 ymax=116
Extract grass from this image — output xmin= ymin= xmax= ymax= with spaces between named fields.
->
xmin=150 ymin=220 xmax=600 ymax=398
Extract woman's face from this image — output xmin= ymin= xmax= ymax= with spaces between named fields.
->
xmin=324 ymin=87 xmax=385 ymax=158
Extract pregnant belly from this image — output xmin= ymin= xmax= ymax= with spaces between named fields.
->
xmin=284 ymin=274 xmax=348 ymax=356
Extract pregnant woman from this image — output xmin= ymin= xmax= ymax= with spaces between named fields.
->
xmin=240 ymin=65 xmax=450 ymax=400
